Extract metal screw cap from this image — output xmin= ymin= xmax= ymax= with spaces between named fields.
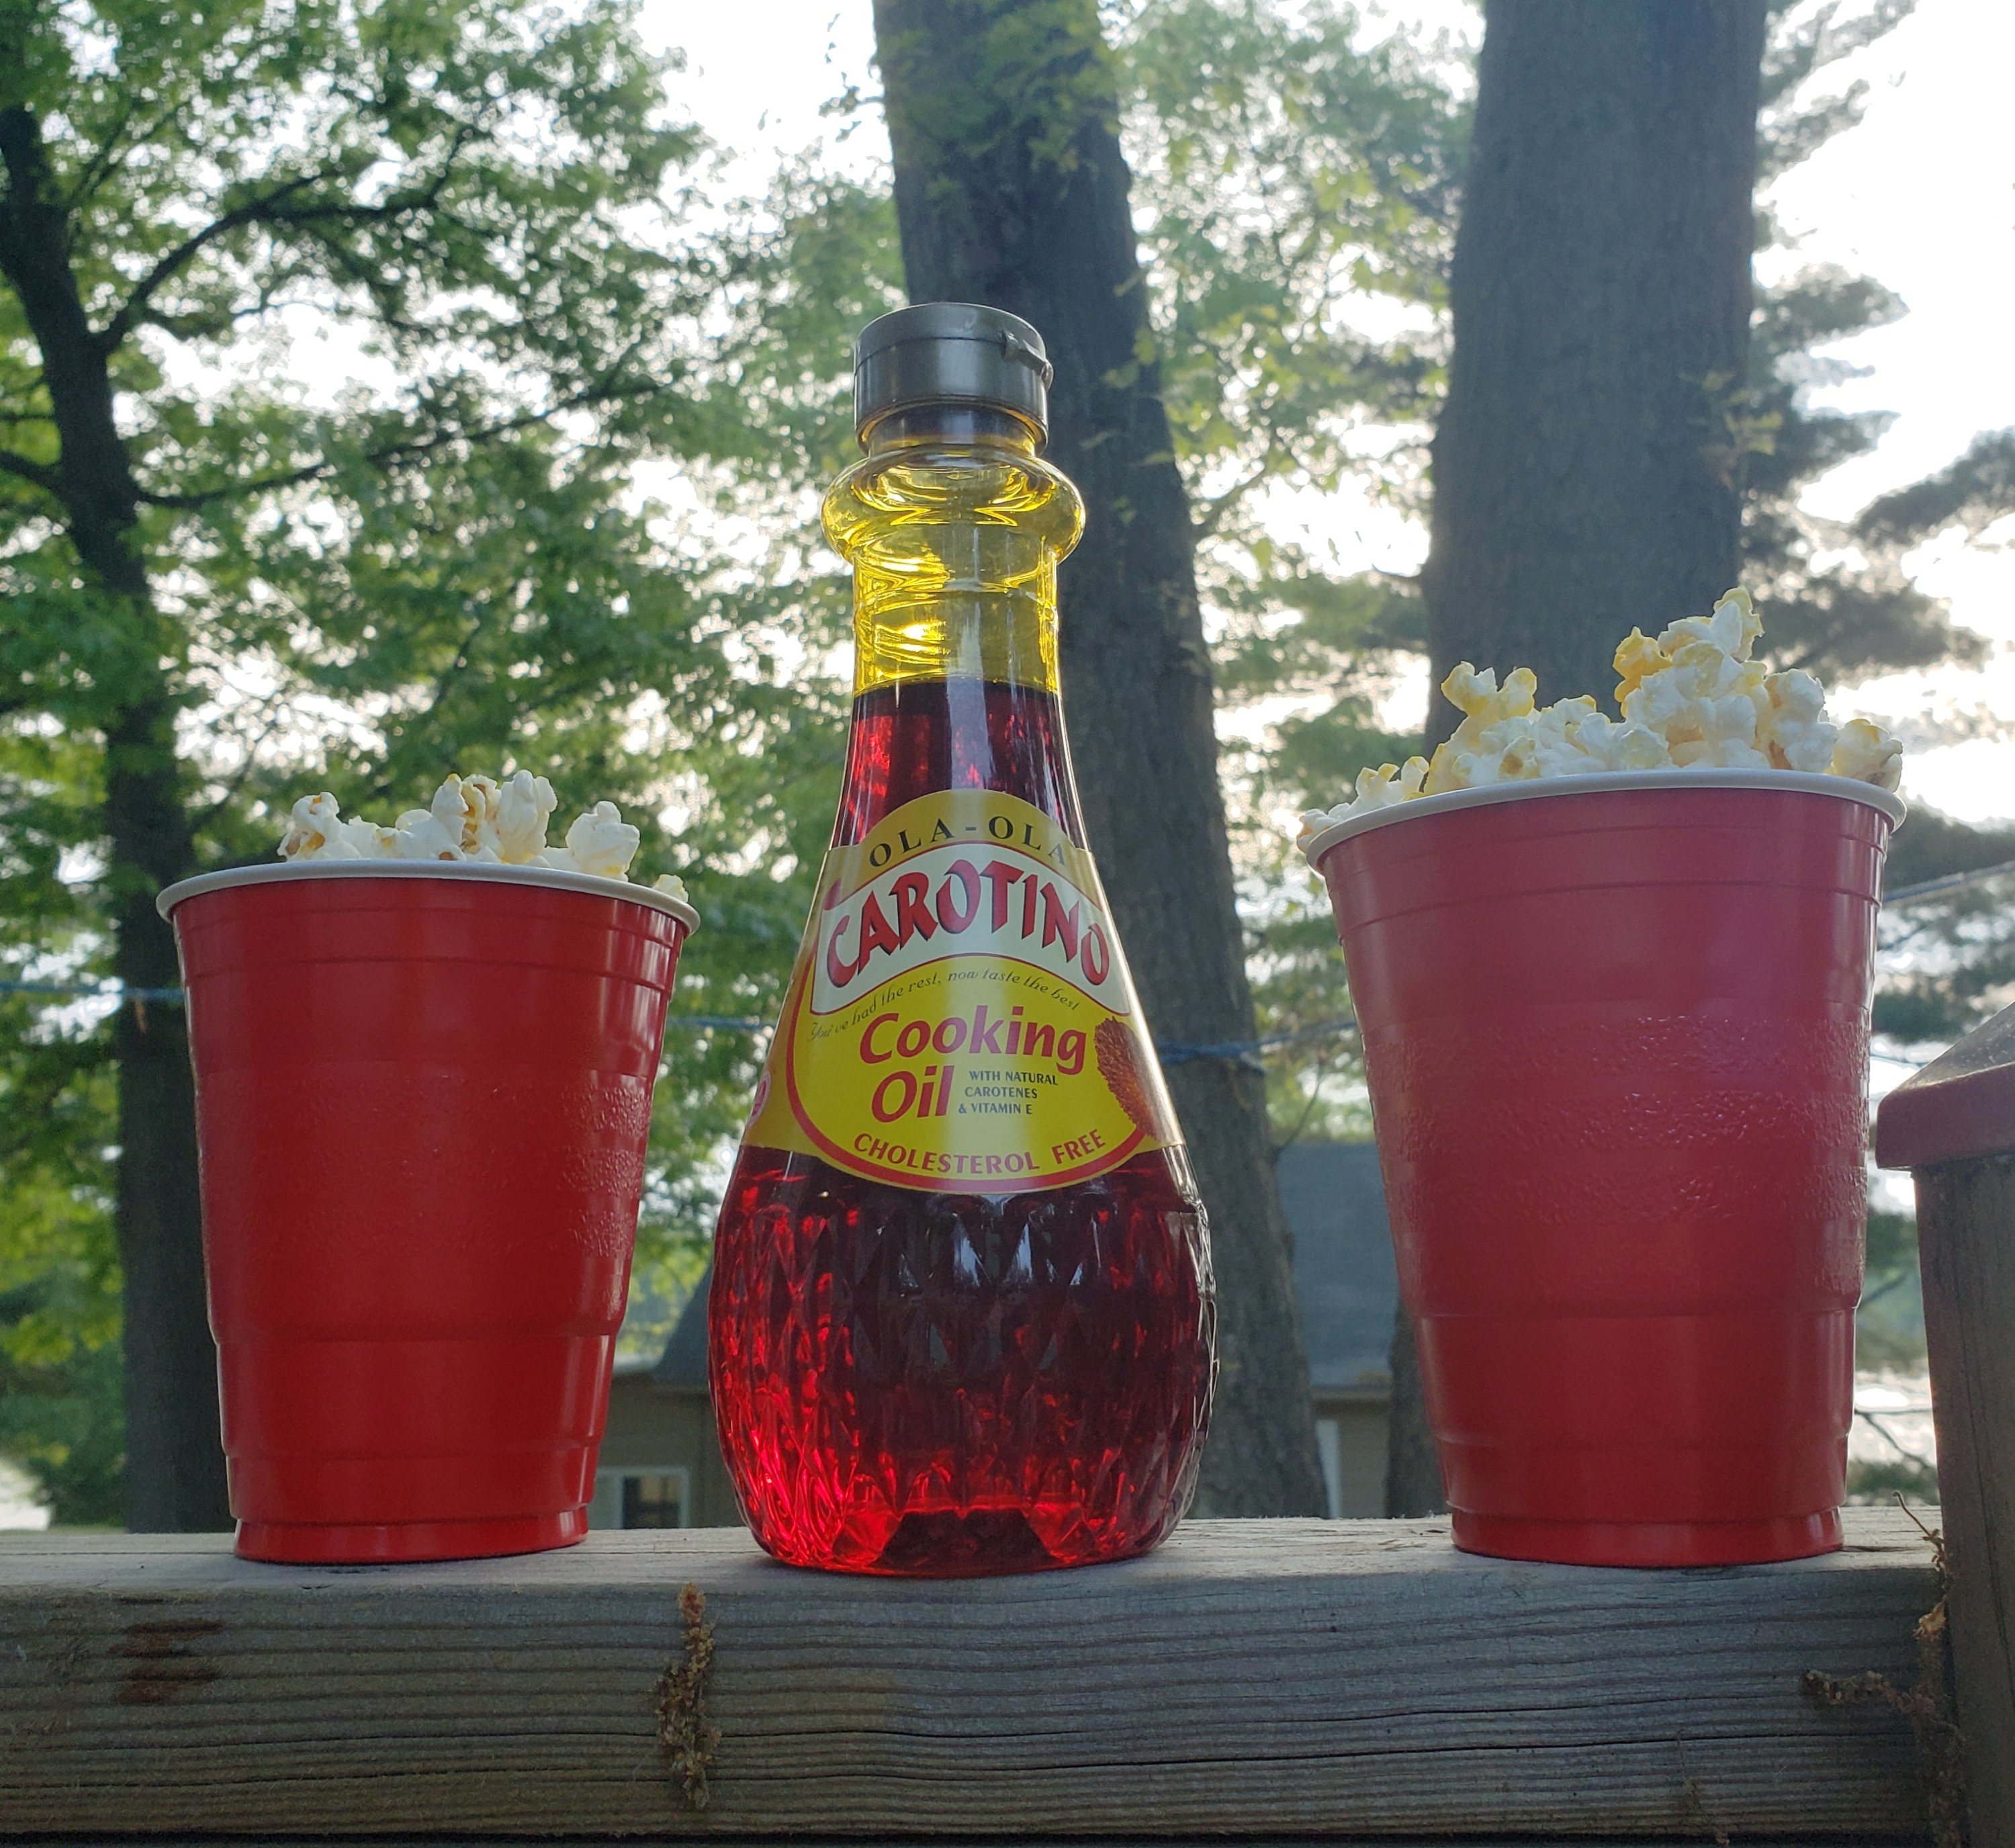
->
xmin=853 ymin=302 xmax=1053 ymax=443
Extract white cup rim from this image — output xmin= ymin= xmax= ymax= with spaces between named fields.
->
xmin=1298 ymin=768 xmax=1908 ymax=869
xmin=156 ymin=858 xmax=700 ymax=933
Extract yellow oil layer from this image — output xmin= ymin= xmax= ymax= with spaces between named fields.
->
xmin=821 ymin=434 xmax=1085 ymax=695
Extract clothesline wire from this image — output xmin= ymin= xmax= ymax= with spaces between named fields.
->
xmin=1881 ymin=856 xmax=2015 ymax=908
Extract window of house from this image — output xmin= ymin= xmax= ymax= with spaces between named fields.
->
xmin=586 ymin=1466 xmax=691 ymax=1530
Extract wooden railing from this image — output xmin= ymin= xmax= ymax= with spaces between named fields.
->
xmin=1879 ymin=996 xmax=2015 ymax=1848
xmin=0 ymin=1509 xmax=1938 ymax=1842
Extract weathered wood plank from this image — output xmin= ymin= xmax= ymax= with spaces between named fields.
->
xmin=0 ymin=1841 xmax=1941 ymax=1848
xmin=1879 ymin=1000 xmax=2015 ymax=1848
xmin=0 ymin=1513 xmax=1934 ymax=1839
xmin=1916 ymin=1153 xmax=2015 ymax=1848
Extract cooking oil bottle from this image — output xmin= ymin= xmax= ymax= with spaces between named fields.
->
xmin=709 ymin=304 xmax=1216 ymax=1575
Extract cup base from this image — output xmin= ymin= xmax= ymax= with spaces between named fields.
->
xmin=236 ymin=1508 xmax=588 ymax=1565
xmin=1450 ymin=1507 xmax=1841 ymax=1569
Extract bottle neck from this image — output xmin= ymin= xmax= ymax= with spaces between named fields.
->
xmin=823 ymin=407 xmax=1083 ymax=699
xmin=862 ymin=406 xmax=1038 ymax=453
xmin=823 ymin=407 xmax=1089 ymax=848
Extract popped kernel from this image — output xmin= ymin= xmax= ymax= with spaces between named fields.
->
xmin=280 ymin=792 xmax=349 ymax=860
xmin=431 ymin=773 xmax=504 ymax=859
xmin=1756 ymin=668 xmax=1836 ymax=775
xmin=496 ymin=771 xmax=558 ymax=864
xmin=558 ymin=801 xmax=641 ymax=881
xmin=1830 ymin=717 xmax=1904 ymax=793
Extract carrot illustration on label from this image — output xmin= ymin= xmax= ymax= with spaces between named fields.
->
xmin=1095 ymin=1018 xmax=1153 ymax=1133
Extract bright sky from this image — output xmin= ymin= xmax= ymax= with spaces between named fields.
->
xmin=644 ymin=0 xmax=2015 ymax=826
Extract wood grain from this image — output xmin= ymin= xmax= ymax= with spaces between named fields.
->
xmin=0 ymin=1841 xmax=1943 ymax=1848
xmin=0 ymin=1513 xmax=1934 ymax=1839
xmin=1916 ymin=1153 xmax=2015 ymax=1848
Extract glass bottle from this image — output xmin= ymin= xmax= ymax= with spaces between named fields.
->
xmin=709 ymin=304 xmax=1216 ymax=1575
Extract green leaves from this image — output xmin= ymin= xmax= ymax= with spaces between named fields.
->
xmin=1104 ymin=1 xmax=1466 ymax=1143
xmin=1858 ymin=428 xmax=2015 ymax=547
xmin=1122 ymin=0 xmax=1461 ymax=517
xmin=1874 ymin=809 xmax=2015 ymax=1049
xmin=0 ymin=0 xmax=838 ymax=1503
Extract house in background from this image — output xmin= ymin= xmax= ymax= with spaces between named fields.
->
xmin=590 ymin=1141 xmax=1399 ymax=1528
xmin=1280 ymin=1141 xmax=1399 ymax=1516
xmin=590 ymin=1280 xmax=739 ymax=1530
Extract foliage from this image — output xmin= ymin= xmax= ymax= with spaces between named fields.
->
xmin=1859 ymin=427 xmax=2015 ymax=546
xmin=1739 ymin=265 xmax=1981 ymax=682
xmin=1845 ymin=1456 xmax=1938 ymax=1505
xmin=1740 ymin=2 xmax=2015 ymax=1085
xmin=0 ymin=0 xmax=887 ymax=1499
xmin=1120 ymin=0 xmax=1460 ymax=523
xmin=1120 ymin=0 xmax=1456 ymax=760
xmin=1856 ymin=1207 xmax=1926 ymax=1372
xmin=1875 ymin=810 xmax=2015 ymax=1049
xmin=0 ymin=1327 xmax=123 ymax=1524
xmin=0 ymin=1035 xmax=122 ymax=1523
xmin=1112 ymin=0 xmax=1466 ymax=1140
xmin=1740 ymin=6 xmax=2012 ymax=702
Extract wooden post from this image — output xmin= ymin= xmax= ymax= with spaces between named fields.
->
xmin=1877 ymin=1000 xmax=2015 ymax=1848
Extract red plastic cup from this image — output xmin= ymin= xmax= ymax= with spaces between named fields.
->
xmin=158 ymin=861 xmax=698 ymax=1564
xmin=1304 ymin=770 xmax=1904 ymax=1567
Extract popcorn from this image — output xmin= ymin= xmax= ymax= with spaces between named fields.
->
xmin=1294 ymin=586 xmax=1904 ymax=848
xmin=1657 ymin=584 xmax=1763 ymax=664
xmin=280 ymin=793 xmax=355 ymax=859
xmin=1563 ymin=711 xmax=1674 ymax=774
xmin=1612 ymin=628 xmax=1670 ymax=705
xmin=279 ymin=775 xmax=672 ymax=885
xmin=557 ymin=801 xmax=641 ymax=881
xmin=1620 ymin=590 xmax=1771 ymax=769
xmin=1830 ymin=717 xmax=1904 ymax=793
xmin=1756 ymin=668 xmax=1836 ymax=775
xmin=391 ymin=807 xmax=466 ymax=861
xmin=496 ymin=771 xmax=557 ymax=864
xmin=431 ymin=773 xmax=504 ymax=859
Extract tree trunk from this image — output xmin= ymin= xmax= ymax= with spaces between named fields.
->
xmin=1391 ymin=0 xmax=1769 ymax=1517
xmin=1421 ymin=0 xmax=1768 ymax=707
xmin=0 ymin=106 xmax=230 ymax=1530
xmin=105 ymin=700 xmax=228 ymax=1531
xmin=872 ymin=0 xmax=1327 ymax=1516
xmin=1382 ymin=1307 xmax=1443 ymax=1517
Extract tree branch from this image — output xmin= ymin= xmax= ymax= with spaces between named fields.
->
xmin=94 ymin=171 xmax=334 ymax=354
xmin=133 ymin=380 xmax=663 ymax=511
xmin=1190 ymin=455 xmax=1274 ymax=541
xmin=0 ymin=445 xmax=60 ymax=496
xmin=189 ymin=699 xmax=292 ymax=833
xmin=95 ymin=120 xmax=482 ymax=356
xmin=60 ymin=93 xmax=144 ymax=216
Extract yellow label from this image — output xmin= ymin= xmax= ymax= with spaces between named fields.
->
xmin=743 ymin=790 xmax=1182 ymax=1191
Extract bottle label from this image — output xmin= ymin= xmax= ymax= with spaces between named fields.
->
xmin=743 ymin=790 xmax=1183 ymax=1191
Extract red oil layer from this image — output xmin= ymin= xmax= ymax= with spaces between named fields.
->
xmin=709 ymin=680 xmax=1216 ymax=1574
